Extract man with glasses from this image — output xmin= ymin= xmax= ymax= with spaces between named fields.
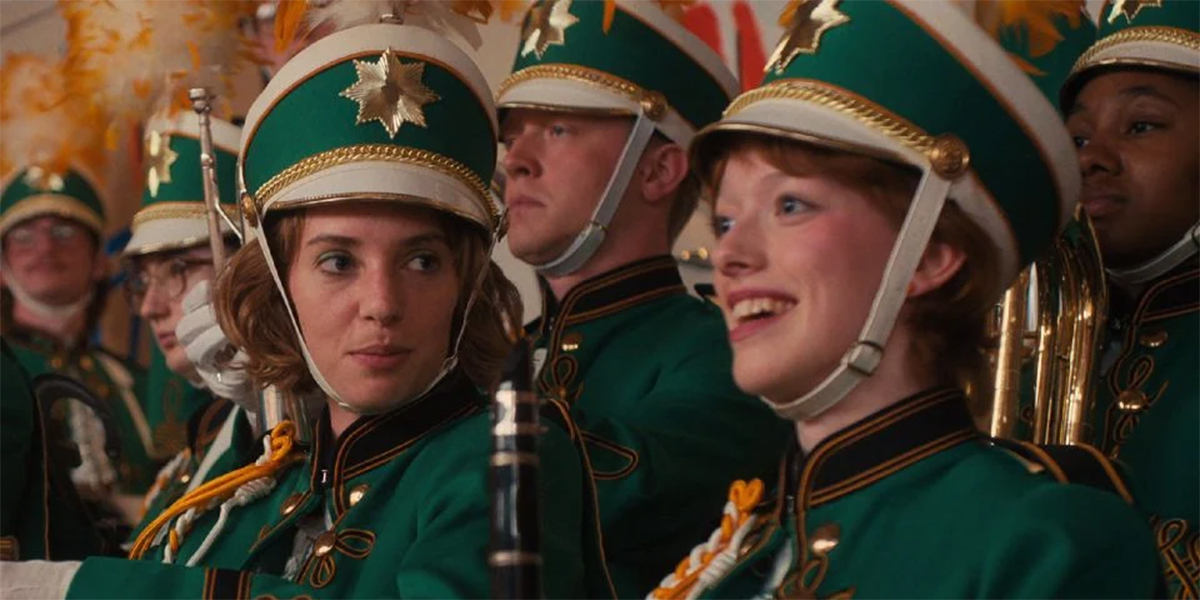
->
xmin=0 ymin=164 xmax=158 ymax=539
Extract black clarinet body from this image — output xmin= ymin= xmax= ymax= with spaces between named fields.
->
xmin=489 ymin=338 xmax=543 ymax=599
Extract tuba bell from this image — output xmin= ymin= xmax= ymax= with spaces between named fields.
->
xmin=986 ymin=206 xmax=1108 ymax=445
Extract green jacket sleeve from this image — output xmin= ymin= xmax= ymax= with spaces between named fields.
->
xmin=572 ymin=328 xmax=790 ymax=591
xmin=979 ymin=483 xmax=1161 ymax=598
xmin=0 ymin=342 xmax=35 ymax=552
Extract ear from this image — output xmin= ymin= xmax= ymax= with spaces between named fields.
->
xmin=908 ymin=240 xmax=966 ymax=298
xmin=635 ymin=141 xmax=688 ymax=207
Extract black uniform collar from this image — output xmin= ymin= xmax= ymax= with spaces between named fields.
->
xmin=1112 ymin=255 xmax=1200 ymax=324
xmin=310 ymin=372 xmax=484 ymax=513
xmin=795 ymin=387 xmax=979 ymax=509
xmin=535 ymin=255 xmax=686 ymax=334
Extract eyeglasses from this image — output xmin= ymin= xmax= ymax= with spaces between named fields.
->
xmin=124 ymin=258 xmax=212 ymax=310
xmin=6 ymin=221 xmax=87 ymax=248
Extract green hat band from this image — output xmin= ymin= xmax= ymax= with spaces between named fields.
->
xmin=0 ymin=167 xmax=105 ymax=236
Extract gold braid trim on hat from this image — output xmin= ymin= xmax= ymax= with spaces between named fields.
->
xmin=498 ymin=63 xmax=671 ymax=121
xmin=0 ymin=194 xmax=104 ymax=236
xmin=724 ymin=79 xmax=970 ymax=178
xmin=1072 ymin=26 xmax=1200 ymax=75
xmin=130 ymin=201 xmax=209 ymax=229
xmin=253 ymin=144 xmax=497 ymax=224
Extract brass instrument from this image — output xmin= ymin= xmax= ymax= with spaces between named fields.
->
xmin=988 ymin=207 xmax=1108 ymax=445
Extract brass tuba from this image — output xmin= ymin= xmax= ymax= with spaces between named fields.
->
xmin=987 ymin=206 xmax=1108 ymax=445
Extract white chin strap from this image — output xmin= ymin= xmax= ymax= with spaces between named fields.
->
xmin=254 ymin=208 xmax=497 ymax=415
xmin=533 ymin=110 xmax=659 ymax=278
xmin=3 ymin=274 xmax=93 ymax=321
xmin=769 ymin=168 xmax=953 ymax=422
xmin=1107 ymin=222 xmax=1200 ymax=288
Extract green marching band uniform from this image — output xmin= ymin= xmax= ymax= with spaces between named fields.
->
xmin=0 ymin=167 xmax=159 ymax=496
xmin=648 ymin=1 xmax=1160 ymax=598
xmin=498 ymin=1 xmax=792 ymax=595
xmin=0 ymin=338 xmax=120 ymax=560
xmin=122 ymin=111 xmax=258 ymax=542
xmin=59 ymin=15 xmax=609 ymax=599
xmin=1060 ymin=0 xmax=1200 ymax=595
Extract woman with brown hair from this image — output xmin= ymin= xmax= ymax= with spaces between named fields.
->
xmin=0 ymin=10 xmax=607 ymax=600
xmin=648 ymin=2 xmax=1160 ymax=598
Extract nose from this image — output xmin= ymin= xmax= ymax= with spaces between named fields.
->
xmin=358 ymin=266 xmax=403 ymax=326
xmin=1078 ymin=130 xmax=1121 ymax=179
xmin=138 ymin=281 xmax=170 ymax=320
xmin=500 ymin=129 xmax=541 ymax=184
xmin=713 ymin=212 xmax=766 ymax=281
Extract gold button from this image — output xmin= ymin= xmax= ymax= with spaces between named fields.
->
xmin=280 ymin=493 xmax=303 ymax=517
xmin=1117 ymin=389 xmax=1149 ymax=413
xmin=1139 ymin=329 xmax=1168 ymax=348
xmin=79 ymin=356 xmax=94 ymax=371
xmin=49 ymin=356 xmax=65 ymax=370
xmin=348 ymin=484 xmax=368 ymax=507
xmin=312 ymin=531 xmax=337 ymax=557
xmin=561 ymin=332 xmax=583 ymax=353
xmin=809 ymin=523 xmax=840 ymax=557
xmin=177 ymin=472 xmax=191 ymax=485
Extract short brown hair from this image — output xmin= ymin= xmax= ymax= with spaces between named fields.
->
xmin=214 ymin=204 xmax=522 ymax=396
xmin=702 ymin=133 xmax=1001 ymax=404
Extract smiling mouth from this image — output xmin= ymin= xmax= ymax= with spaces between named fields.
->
xmin=727 ymin=296 xmax=797 ymax=342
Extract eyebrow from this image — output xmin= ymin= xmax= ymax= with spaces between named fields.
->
xmin=304 ymin=231 xmax=448 ymax=249
xmin=1070 ymin=84 xmax=1180 ymax=117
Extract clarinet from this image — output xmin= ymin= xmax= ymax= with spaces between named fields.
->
xmin=489 ymin=337 xmax=543 ymax=598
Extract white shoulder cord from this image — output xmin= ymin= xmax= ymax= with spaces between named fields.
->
xmin=534 ymin=109 xmax=660 ymax=277
xmin=1108 ymin=222 xmax=1199 ymax=287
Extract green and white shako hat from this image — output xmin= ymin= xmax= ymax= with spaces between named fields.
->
xmin=123 ymin=111 xmax=240 ymax=257
xmin=239 ymin=22 xmax=498 ymax=408
xmin=497 ymin=0 xmax=737 ymax=276
xmin=692 ymin=0 xmax=1083 ymax=421
xmin=0 ymin=166 xmax=106 ymax=240
xmin=1064 ymin=0 xmax=1200 ymax=106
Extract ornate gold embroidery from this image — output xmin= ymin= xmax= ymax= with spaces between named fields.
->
xmin=1152 ymin=516 xmax=1199 ymax=599
xmin=305 ymin=528 xmax=377 ymax=589
xmin=1073 ymin=25 xmax=1200 ymax=74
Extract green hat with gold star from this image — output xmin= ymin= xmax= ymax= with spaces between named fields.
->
xmin=240 ymin=23 xmax=499 ymax=235
xmin=1063 ymin=0 xmax=1200 ymax=106
xmin=692 ymin=0 xmax=1083 ymax=421
xmin=496 ymin=0 xmax=738 ymax=276
xmin=1 ymin=167 xmax=106 ymax=239
xmin=122 ymin=111 xmax=240 ymax=257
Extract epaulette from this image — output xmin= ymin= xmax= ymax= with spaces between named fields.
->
xmin=991 ymin=438 xmax=1134 ymax=503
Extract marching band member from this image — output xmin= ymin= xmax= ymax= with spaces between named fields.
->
xmin=0 ymin=52 xmax=158 ymax=513
xmin=650 ymin=2 xmax=1160 ymax=597
xmin=0 ymin=5 xmax=607 ymax=598
xmin=497 ymin=1 xmax=791 ymax=594
xmin=121 ymin=111 xmax=257 ymax=542
xmin=1062 ymin=0 xmax=1199 ymax=595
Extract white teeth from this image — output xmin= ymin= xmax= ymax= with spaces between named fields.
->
xmin=729 ymin=297 xmax=796 ymax=321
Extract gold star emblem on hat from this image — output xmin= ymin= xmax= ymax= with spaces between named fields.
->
xmin=1108 ymin=0 xmax=1162 ymax=24
xmin=766 ymin=0 xmax=850 ymax=75
xmin=340 ymin=49 xmax=441 ymax=138
xmin=521 ymin=0 xmax=579 ymax=59
xmin=23 ymin=166 xmax=65 ymax=192
xmin=144 ymin=130 xmax=178 ymax=198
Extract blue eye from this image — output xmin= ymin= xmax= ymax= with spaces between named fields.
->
xmin=407 ymin=253 xmax=440 ymax=272
xmin=712 ymin=215 xmax=733 ymax=238
xmin=778 ymin=195 xmax=807 ymax=215
xmin=317 ymin=252 xmax=353 ymax=274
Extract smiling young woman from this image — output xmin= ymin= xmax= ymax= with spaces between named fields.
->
xmin=647 ymin=2 xmax=1161 ymax=599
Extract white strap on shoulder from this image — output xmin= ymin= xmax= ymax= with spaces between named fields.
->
xmin=770 ymin=169 xmax=953 ymax=421
xmin=534 ymin=110 xmax=659 ymax=277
